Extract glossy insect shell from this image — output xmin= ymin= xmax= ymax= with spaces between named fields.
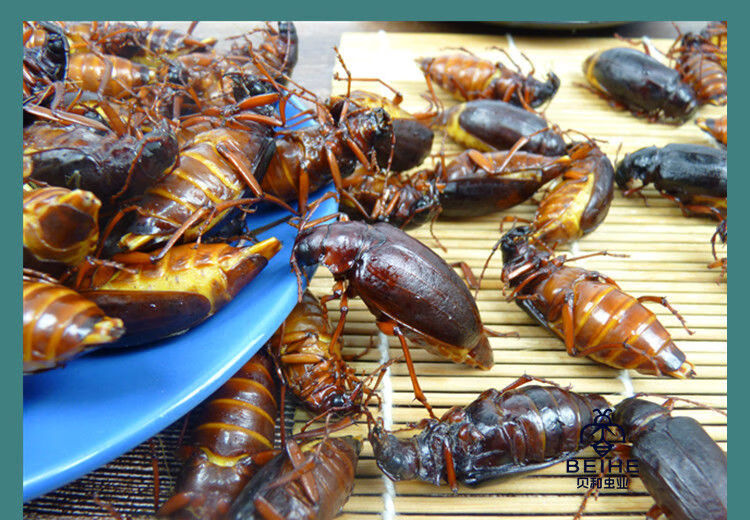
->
xmin=294 ymin=221 xmax=492 ymax=369
xmin=529 ymin=143 xmax=615 ymax=247
xmin=418 ymin=53 xmax=560 ymax=108
xmin=80 ymin=239 xmax=281 ymax=348
xmin=226 ymin=436 xmax=360 ymax=520
xmin=370 ymin=384 xmax=610 ymax=487
xmin=66 ymin=52 xmax=154 ymax=98
xmin=438 ymin=150 xmax=568 ymax=218
xmin=158 ymin=351 xmax=278 ymax=520
xmin=437 ymin=99 xmax=566 ymax=156
xmin=23 ymin=187 xmax=100 ymax=274
xmin=270 ymin=290 xmax=360 ymax=415
xmin=339 ymin=168 xmax=441 ymax=230
xmin=121 ymin=126 xmax=274 ymax=251
xmin=262 ymin=108 xmax=393 ymax=202
xmin=23 ymin=122 xmax=178 ymax=202
xmin=500 ymin=229 xmax=695 ymax=378
xmin=612 ymin=398 xmax=727 ymax=520
xmin=615 ymin=144 xmax=727 ymax=215
xmin=329 ymin=91 xmax=434 ymax=172
xmin=583 ymin=47 xmax=698 ymax=123
xmin=23 ymin=280 xmax=124 ymax=374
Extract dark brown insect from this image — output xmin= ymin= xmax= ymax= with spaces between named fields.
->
xmin=339 ymin=167 xmax=441 ymax=229
xmin=434 ymin=148 xmax=571 ymax=218
xmin=370 ymin=376 xmax=610 ymax=490
xmin=583 ymin=47 xmax=698 ymax=123
xmin=432 ymin=99 xmax=566 ymax=156
xmin=327 ymin=89 xmax=434 ymax=172
xmin=261 ymin=106 xmax=393 ymax=213
xmin=500 ymin=227 xmax=696 ymax=378
xmin=696 ymin=115 xmax=727 ymax=146
xmin=23 ymin=187 xmax=101 ymax=276
xmin=157 ymin=350 xmax=279 ymax=520
xmin=226 ymin=436 xmax=360 ymax=520
xmin=78 ymin=239 xmax=280 ymax=348
xmin=527 ymin=141 xmax=615 ymax=247
xmin=418 ymin=50 xmax=560 ymax=109
xmin=614 ymin=143 xmax=727 ymax=219
xmin=23 ymin=278 xmax=125 ymax=374
xmin=119 ymin=124 xmax=275 ymax=253
xmin=293 ymin=219 xmax=496 ymax=416
xmin=612 ymin=397 xmax=727 ymax=520
xmin=269 ymin=290 xmax=366 ymax=417
xmin=23 ymin=121 xmax=178 ymax=203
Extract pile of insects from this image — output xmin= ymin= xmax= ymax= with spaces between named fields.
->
xmin=23 ymin=21 xmax=727 ymax=520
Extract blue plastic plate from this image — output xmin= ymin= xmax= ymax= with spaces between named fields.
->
xmin=22 ymin=99 xmax=336 ymax=501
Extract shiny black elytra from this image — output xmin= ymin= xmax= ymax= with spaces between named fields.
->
xmin=583 ymin=47 xmax=698 ymax=124
xmin=612 ymin=397 xmax=727 ymax=520
xmin=615 ymin=143 xmax=726 ymax=218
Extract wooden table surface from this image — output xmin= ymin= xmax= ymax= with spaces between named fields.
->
xmin=23 ymin=21 xmax=723 ymax=519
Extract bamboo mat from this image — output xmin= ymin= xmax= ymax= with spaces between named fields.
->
xmin=23 ymin=32 xmax=727 ymax=519
xmin=305 ymin=32 xmax=728 ymax=520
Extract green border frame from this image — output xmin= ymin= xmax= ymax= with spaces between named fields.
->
xmin=9 ymin=7 xmax=734 ymax=520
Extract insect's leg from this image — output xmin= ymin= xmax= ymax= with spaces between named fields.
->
xmin=560 ymin=290 xmax=577 ymax=355
xmin=449 ymin=261 xmax=480 ymax=290
xmin=448 ymin=75 xmax=472 ymax=101
xmin=646 ymin=504 xmax=665 ymax=520
xmin=378 ymin=320 xmax=437 ymax=419
xmin=325 ymin=147 xmax=344 ymax=193
xmin=147 ymin=206 xmax=208 ymax=260
xmin=297 ymin=167 xmax=310 ymax=215
xmin=442 ymin=46 xmax=479 ymax=58
xmin=319 ymin=280 xmax=346 ymax=323
xmin=421 ymin=68 xmax=445 ymax=116
xmin=282 ymin=439 xmax=319 ymax=503
xmin=562 ymin=251 xmax=628 ymax=266
xmin=585 ymin=270 xmax=622 ymax=290
xmin=148 ymin=439 xmax=161 ymax=513
xmin=442 ymin=437 xmax=458 ymax=493
xmin=344 ymin=333 xmax=375 ymax=362
xmin=376 ymin=189 xmax=401 ymax=221
xmin=254 ymin=495 xmax=287 ymax=520
xmin=466 ymin=149 xmax=494 ymax=172
xmin=636 ymin=295 xmax=694 ymax=335
xmin=280 ymin=352 xmax=326 ymax=364
xmin=214 ymin=139 xmax=265 ymax=198
xmin=328 ymin=289 xmax=350 ymax=353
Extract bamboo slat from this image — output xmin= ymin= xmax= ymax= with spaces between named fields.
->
xmin=301 ymin=31 xmax=728 ymax=520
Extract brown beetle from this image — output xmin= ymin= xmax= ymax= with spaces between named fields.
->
xmin=293 ymin=219 xmax=498 ymax=416
xmin=158 ymin=350 xmax=279 ymax=520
